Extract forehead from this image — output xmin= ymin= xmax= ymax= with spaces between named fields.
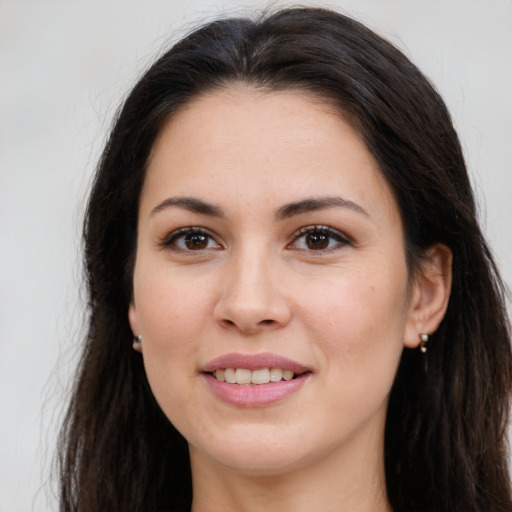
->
xmin=150 ymin=87 xmax=365 ymax=163
xmin=142 ymin=87 xmax=398 ymax=221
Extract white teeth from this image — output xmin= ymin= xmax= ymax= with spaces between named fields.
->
xmin=235 ymin=368 xmax=252 ymax=384
xmin=251 ymin=368 xmax=270 ymax=384
xmin=224 ymin=368 xmax=236 ymax=384
xmin=213 ymin=367 xmax=298 ymax=384
xmin=282 ymin=370 xmax=294 ymax=381
xmin=269 ymin=368 xmax=283 ymax=382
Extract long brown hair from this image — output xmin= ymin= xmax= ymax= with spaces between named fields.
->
xmin=58 ymin=7 xmax=512 ymax=511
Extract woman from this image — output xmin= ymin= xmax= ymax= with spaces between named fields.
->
xmin=58 ymin=7 xmax=512 ymax=512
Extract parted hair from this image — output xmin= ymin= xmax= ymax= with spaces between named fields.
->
xmin=58 ymin=7 xmax=512 ymax=512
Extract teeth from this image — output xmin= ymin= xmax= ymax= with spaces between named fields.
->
xmin=282 ymin=370 xmax=294 ymax=381
xmin=213 ymin=367 xmax=298 ymax=385
xmin=224 ymin=368 xmax=236 ymax=384
xmin=252 ymin=368 xmax=270 ymax=384
xmin=235 ymin=368 xmax=252 ymax=384
xmin=269 ymin=368 xmax=282 ymax=382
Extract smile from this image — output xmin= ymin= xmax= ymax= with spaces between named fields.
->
xmin=213 ymin=368 xmax=297 ymax=385
xmin=202 ymin=353 xmax=311 ymax=407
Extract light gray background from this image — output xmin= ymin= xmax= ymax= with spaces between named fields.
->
xmin=1 ymin=1 xmax=511 ymax=510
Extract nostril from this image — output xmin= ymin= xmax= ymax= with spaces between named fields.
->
xmin=219 ymin=317 xmax=276 ymax=330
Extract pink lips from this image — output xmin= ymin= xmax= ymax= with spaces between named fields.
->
xmin=201 ymin=352 xmax=311 ymax=408
xmin=203 ymin=352 xmax=310 ymax=374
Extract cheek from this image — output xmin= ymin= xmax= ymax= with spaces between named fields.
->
xmin=304 ymin=268 xmax=408 ymax=322
xmin=135 ymin=264 xmax=217 ymax=346
xmin=296 ymin=261 xmax=410 ymax=383
xmin=132 ymin=266 xmax=217 ymax=407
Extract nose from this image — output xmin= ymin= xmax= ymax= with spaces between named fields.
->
xmin=213 ymin=246 xmax=292 ymax=334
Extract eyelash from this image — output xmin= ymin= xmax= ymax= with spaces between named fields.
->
xmin=159 ymin=227 xmax=221 ymax=252
xmin=159 ymin=225 xmax=350 ymax=253
xmin=288 ymin=225 xmax=351 ymax=252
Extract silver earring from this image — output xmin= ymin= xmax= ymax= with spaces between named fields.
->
xmin=133 ymin=334 xmax=142 ymax=345
xmin=419 ymin=333 xmax=429 ymax=353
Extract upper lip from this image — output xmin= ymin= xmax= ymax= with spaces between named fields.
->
xmin=202 ymin=352 xmax=311 ymax=374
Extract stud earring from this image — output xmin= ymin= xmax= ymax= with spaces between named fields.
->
xmin=132 ymin=334 xmax=142 ymax=348
xmin=419 ymin=333 xmax=429 ymax=353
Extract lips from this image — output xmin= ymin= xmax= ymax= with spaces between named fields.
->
xmin=201 ymin=352 xmax=311 ymax=407
xmin=202 ymin=352 xmax=310 ymax=374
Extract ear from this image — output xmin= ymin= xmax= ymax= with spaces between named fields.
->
xmin=403 ymin=243 xmax=452 ymax=349
xmin=128 ymin=301 xmax=142 ymax=353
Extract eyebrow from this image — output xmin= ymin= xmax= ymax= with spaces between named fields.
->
xmin=151 ymin=197 xmax=224 ymax=217
xmin=150 ymin=195 xmax=368 ymax=220
xmin=275 ymin=197 xmax=369 ymax=220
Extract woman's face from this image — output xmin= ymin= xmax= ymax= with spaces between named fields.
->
xmin=129 ymin=88 xmax=422 ymax=476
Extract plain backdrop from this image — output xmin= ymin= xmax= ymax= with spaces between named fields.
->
xmin=1 ymin=1 xmax=511 ymax=510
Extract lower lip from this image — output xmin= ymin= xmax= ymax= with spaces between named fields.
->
xmin=203 ymin=373 xmax=310 ymax=407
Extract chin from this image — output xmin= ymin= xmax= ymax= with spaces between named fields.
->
xmin=207 ymin=448 xmax=309 ymax=476
xmin=188 ymin=423 xmax=331 ymax=477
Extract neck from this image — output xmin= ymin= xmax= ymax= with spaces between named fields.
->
xmin=189 ymin=424 xmax=392 ymax=512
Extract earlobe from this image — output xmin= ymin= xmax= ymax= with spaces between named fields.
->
xmin=403 ymin=243 xmax=452 ymax=349
xmin=128 ymin=302 xmax=142 ymax=353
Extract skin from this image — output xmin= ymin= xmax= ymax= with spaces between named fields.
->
xmin=129 ymin=88 xmax=452 ymax=512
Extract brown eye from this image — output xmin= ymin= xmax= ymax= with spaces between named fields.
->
xmin=162 ymin=228 xmax=221 ymax=252
xmin=184 ymin=232 xmax=209 ymax=250
xmin=305 ymin=232 xmax=329 ymax=250
xmin=290 ymin=225 xmax=350 ymax=252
